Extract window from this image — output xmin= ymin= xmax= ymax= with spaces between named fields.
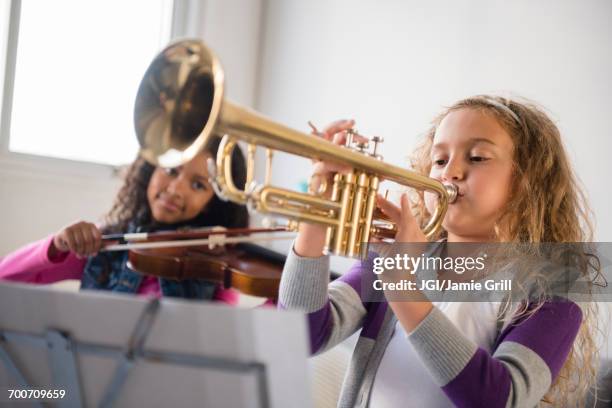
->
xmin=2 ymin=0 xmax=174 ymax=166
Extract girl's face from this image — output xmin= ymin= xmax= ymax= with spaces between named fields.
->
xmin=426 ymin=108 xmax=515 ymax=241
xmin=147 ymin=152 xmax=215 ymax=224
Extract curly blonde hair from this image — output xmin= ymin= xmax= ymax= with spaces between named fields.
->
xmin=409 ymin=95 xmax=600 ymax=407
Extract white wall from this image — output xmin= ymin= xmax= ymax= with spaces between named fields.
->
xmin=0 ymin=159 xmax=120 ymax=256
xmin=172 ymin=0 xmax=263 ymax=107
xmin=256 ymin=0 xmax=612 ymax=243
xmin=255 ymin=0 xmax=612 ymax=358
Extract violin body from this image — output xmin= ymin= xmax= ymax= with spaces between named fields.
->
xmin=127 ymin=243 xmax=285 ymax=299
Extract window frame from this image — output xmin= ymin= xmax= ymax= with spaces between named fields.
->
xmin=0 ymin=0 xmax=184 ymax=178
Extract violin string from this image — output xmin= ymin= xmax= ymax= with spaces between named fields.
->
xmin=100 ymin=233 xmax=297 ymax=252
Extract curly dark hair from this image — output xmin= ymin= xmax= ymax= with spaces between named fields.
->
xmin=102 ymin=138 xmax=248 ymax=233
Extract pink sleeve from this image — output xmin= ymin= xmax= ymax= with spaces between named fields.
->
xmin=212 ymin=287 xmax=278 ymax=307
xmin=0 ymin=235 xmax=86 ymax=284
xmin=213 ymin=286 xmax=240 ymax=305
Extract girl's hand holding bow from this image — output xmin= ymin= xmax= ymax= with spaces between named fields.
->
xmin=51 ymin=221 xmax=102 ymax=259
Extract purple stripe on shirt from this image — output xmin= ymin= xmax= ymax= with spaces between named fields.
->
xmin=442 ymin=347 xmax=511 ymax=408
xmin=337 ymin=261 xmax=365 ymax=295
xmin=497 ymin=300 xmax=582 ymax=379
xmin=335 ymin=257 xmax=386 ymax=341
xmin=361 ymin=302 xmax=387 ymax=340
xmin=278 ymin=300 xmax=333 ymax=354
xmin=307 ymin=302 xmax=333 ymax=354
xmin=338 ymin=257 xmax=383 ymax=304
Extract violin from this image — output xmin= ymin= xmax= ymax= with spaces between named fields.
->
xmin=126 ymin=242 xmax=285 ymax=299
xmin=101 ymin=226 xmax=294 ymax=299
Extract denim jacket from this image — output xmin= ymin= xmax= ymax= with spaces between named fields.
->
xmin=80 ymin=224 xmax=217 ymax=300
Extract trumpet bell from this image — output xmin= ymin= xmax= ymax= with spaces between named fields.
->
xmin=134 ymin=40 xmax=224 ymax=167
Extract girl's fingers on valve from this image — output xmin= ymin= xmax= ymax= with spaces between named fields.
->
xmin=321 ymin=161 xmax=351 ymax=175
xmin=313 ymin=160 xmax=350 ymax=177
xmin=349 ymin=131 xmax=369 ymax=144
xmin=375 ymin=194 xmax=402 ymax=223
xmin=331 ymin=132 xmax=345 ymax=145
xmin=396 ymin=193 xmax=426 ymax=243
xmin=330 ymin=129 xmax=369 ymax=147
xmin=321 ymin=119 xmax=355 ymax=140
xmin=309 ymin=120 xmax=354 ymax=163
xmin=399 ymin=194 xmax=418 ymax=227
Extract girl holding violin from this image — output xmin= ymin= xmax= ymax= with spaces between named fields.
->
xmin=0 ymin=138 xmax=248 ymax=303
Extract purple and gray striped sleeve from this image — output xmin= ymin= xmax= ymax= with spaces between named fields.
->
xmin=279 ymin=249 xmax=369 ymax=354
xmin=408 ymin=300 xmax=582 ymax=407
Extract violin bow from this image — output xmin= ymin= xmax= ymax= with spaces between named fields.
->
xmin=100 ymin=226 xmax=296 ymax=252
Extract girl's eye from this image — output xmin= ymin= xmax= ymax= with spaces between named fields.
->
xmin=192 ymin=181 xmax=207 ymax=191
xmin=433 ymin=159 xmax=447 ymax=166
xmin=469 ymin=156 xmax=489 ymax=162
xmin=164 ymin=167 xmax=179 ymax=176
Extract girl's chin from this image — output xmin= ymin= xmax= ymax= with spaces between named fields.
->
xmin=442 ymin=217 xmax=475 ymax=235
xmin=443 ymin=222 xmax=494 ymax=241
xmin=152 ymin=210 xmax=181 ymax=224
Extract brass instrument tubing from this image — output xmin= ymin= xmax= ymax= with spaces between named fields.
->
xmin=347 ymin=172 xmax=368 ymax=258
xmin=333 ymin=173 xmax=356 ymax=255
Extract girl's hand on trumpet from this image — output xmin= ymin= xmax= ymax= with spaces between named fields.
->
xmin=294 ymin=119 xmax=368 ymax=257
xmin=306 ymin=119 xmax=369 ymax=198
xmin=375 ymin=193 xmax=428 ymax=244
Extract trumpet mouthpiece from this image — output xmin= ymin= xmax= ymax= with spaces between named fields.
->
xmin=445 ymin=183 xmax=459 ymax=203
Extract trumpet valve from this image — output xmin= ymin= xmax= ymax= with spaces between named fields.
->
xmin=371 ymin=136 xmax=384 ymax=159
xmin=355 ymin=141 xmax=370 ymax=153
xmin=345 ymin=128 xmax=356 ymax=147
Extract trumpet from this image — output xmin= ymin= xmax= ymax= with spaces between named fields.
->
xmin=134 ymin=39 xmax=457 ymax=258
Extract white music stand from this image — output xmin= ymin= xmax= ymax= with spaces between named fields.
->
xmin=0 ymin=282 xmax=311 ymax=408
